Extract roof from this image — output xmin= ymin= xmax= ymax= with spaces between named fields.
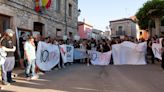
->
xmin=110 ymin=16 xmax=137 ymax=23
xmin=130 ymin=16 xmax=137 ymax=22
xmin=92 ymin=29 xmax=103 ymax=33
xmin=78 ymin=21 xmax=93 ymax=27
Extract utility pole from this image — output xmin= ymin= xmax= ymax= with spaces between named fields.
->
xmin=64 ymin=0 xmax=67 ymax=44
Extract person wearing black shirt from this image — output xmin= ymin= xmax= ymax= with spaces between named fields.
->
xmin=148 ymin=37 xmax=156 ymax=64
xmin=102 ymin=42 xmax=110 ymax=52
xmin=161 ymin=39 xmax=164 ymax=71
xmin=100 ymin=39 xmax=110 ymax=53
xmin=86 ymin=40 xmax=91 ymax=66
xmin=19 ymin=32 xmax=26 ymax=68
xmin=1 ymin=29 xmax=16 ymax=85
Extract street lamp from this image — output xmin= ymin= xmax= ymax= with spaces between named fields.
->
xmin=74 ymin=9 xmax=81 ymax=41
xmin=78 ymin=9 xmax=81 ymax=16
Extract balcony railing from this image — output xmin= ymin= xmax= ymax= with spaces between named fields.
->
xmin=116 ymin=30 xmax=126 ymax=35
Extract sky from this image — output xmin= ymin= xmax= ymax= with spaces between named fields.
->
xmin=78 ymin=0 xmax=148 ymax=31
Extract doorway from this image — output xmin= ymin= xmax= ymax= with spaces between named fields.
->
xmin=0 ymin=14 xmax=10 ymax=35
xmin=15 ymin=28 xmax=32 ymax=61
xmin=34 ymin=22 xmax=44 ymax=36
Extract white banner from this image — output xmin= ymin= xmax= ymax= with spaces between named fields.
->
xmin=152 ymin=43 xmax=162 ymax=60
xmin=112 ymin=44 xmax=121 ymax=65
xmin=74 ymin=48 xmax=87 ymax=60
xmin=112 ymin=41 xmax=147 ymax=65
xmin=60 ymin=45 xmax=74 ymax=63
xmin=88 ymin=51 xmax=112 ymax=65
xmin=67 ymin=45 xmax=74 ymax=63
xmin=59 ymin=45 xmax=66 ymax=63
xmin=36 ymin=42 xmax=60 ymax=71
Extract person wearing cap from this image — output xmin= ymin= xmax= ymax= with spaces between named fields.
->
xmin=1 ymin=29 xmax=16 ymax=85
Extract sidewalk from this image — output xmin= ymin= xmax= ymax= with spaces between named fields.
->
xmin=0 ymin=68 xmax=24 ymax=81
xmin=12 ymin=67 xmax=46 ymax=78
xmin=12 ymin=68 xmax=24 ymax=78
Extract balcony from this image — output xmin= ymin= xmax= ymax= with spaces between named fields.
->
xmin=116 ymin=30 xmax=126 ymax=36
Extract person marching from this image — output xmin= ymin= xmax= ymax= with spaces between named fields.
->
xmin=161 ymin=38 xmax=164 ymax=72
xmin=148 ymin=37 xmax=156 ymax=64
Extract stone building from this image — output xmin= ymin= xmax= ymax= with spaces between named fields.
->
xmin=0 ymin=0 xmax=79 ymax=39
xmin=110 ymin=17 xmax=148 ymax=40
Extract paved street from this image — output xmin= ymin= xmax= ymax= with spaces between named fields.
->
xmin=2 ymin=63 xmax=164 ymax=92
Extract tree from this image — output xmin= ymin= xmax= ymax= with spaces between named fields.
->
xmin=136 ymin=0 xmax=164 ymax=36
xmin=162 ymin=17 xmax=164 ymax=26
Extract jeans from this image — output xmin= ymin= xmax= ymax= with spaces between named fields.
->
xmin=25 ymin=59 xmax=36 ymax=77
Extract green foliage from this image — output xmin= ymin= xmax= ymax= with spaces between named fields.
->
xmin=136 ymin=0 xmax=164 ymax=30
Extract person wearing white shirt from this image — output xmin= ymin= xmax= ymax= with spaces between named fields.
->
xmin=24 ymin=36 xmax=38 ymax=80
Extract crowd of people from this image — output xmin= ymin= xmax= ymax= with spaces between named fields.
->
xmin=26 ymin=34 xmax=164 ymax=69
xmin=0 ymin=29 xmax=164 ymax=90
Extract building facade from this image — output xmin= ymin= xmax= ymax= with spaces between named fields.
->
xmin=91 ymin=29 xmax=103 ymax=40
xmin=104 ymin=31 xmax=111 ymax=40
xmin=78 ymin=21 xmax=93 ymax=39
xmin=0 ymin=0 xmax=79 ymax=39
xmin=110 ymin=18 xmax=137 ymax=38
xmin=110 ymin=18 xmax=148 ymax=40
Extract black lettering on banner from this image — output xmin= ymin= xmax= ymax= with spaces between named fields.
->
xmin=40 ymin=50 xmax=49 ymax=63
xmin=67 ymin=54 xmax=71 ymax=59
xmin=154 ymin=48 xmax=160 ymax=55
xmin=90 ymin=53 xmax=97 ymax=61
xmin=67 ymin=46 xmax=72 ymax=52
xmin=66 ymin=46 xmax=72 ymax=58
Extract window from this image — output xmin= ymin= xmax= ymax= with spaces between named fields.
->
xmin=34 ymin=22 xmax=44 ymax=36
xmin=0 ymin=15 xmax=10 ymax=34
xmin=68 ymin=4 xmax=72 ymax=17
xmin=69 ymin=32 xmax=72 ymax=38
xmin=56 ymin=29 xmax=62 ymax=37
xmin=54 ymin=0 xmax=60 ymax=12
xmin=118 ymin=26 xmax=123 ymax=32
xmin=117 ymin=26 xmax=123 ymax=35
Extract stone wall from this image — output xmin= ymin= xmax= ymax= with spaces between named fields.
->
xmin=0 ymin=0 xmax=78 ymax=38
